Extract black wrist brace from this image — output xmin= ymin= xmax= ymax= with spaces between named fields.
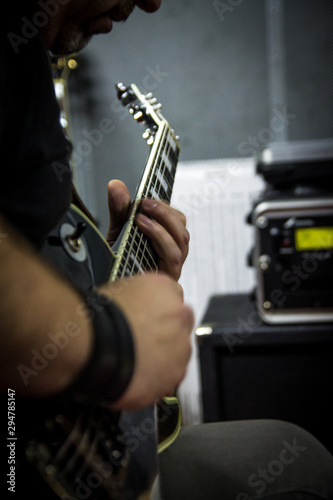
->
xmin=64 ymin=290 xmax=135 ymax=407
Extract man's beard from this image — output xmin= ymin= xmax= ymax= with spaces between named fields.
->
xmin=50 ymin=32 xmax=92 ymax=56
xmin=113 ymin=0 xmax=135 ymax=20
xmin=50 ymin=0 xmax=135 ymax=56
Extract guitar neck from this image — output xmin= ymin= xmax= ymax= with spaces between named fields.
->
xmin=110 ymin=122 xmax=180 ymax=281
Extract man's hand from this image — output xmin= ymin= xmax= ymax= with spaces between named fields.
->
xmin=106 ymin=180 xmax=190 ymax=280
xmin=105 ymin=179 xmax=193 ymax=410
xmin=98 ymin=273 xmax=194 ymax=410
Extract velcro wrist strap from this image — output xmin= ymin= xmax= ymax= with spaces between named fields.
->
xmin=64 ymin=291 xmax=135 ymax=407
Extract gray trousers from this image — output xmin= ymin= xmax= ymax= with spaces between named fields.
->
xmin=151 ymin=420 xmax=333 ymax=499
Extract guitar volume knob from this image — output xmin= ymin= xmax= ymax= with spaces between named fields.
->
xmin=60 ymin=222 xmax=87 ymax=262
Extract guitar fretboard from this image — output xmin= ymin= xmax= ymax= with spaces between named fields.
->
xmin=112 ymin=124 xmax=179 ymax=280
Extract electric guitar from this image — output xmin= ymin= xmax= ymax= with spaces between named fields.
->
xmin=19 ymin=83 xmax=181 ymax=500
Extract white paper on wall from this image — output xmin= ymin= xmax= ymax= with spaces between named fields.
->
xmin=171 ymin=158 xmax=264 ymax=424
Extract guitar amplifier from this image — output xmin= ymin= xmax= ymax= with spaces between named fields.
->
xmin=247 ymin=139 xmax=333 ymax=324
xmin=196 ymin=293 xmax=333 ymax=454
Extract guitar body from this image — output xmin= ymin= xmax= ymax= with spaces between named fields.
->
xmin=18 ymin=84 xmax=182 ymax=499
xmin=41 ymin=204 xmax=114 ymax=290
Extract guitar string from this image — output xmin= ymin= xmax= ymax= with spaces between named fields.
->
xmin=157 ymin=135 xmax=177 ymax=195
xmin=133 ymin=131 xmax=178 ymax=273
xmin=118 ymin=215 xmax=158 ymax=277
xmin=124 ymin=226 xmax=156 ymax=276
xmin=118 ymin=128 xmax=178 ymax=278
xmin=130 ymin=227 xmax=156 ymax=275
xmin=130 ymin=130 xmax=177 ymax=273
xmin=131 ymin=129 xmax=170 ymax=274
xmin=117 ymin=127 xmax=171 ymax=277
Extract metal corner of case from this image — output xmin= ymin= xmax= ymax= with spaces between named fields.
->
xmin=251 ymin=201 xmax=269 ymax=219
xmin=257 ymin=305 xmax=333 ymax=325
xmin=195 ymin=323 xmax=216 ymax=337
xmin=257 ymin=307 xmax=275 ymax=325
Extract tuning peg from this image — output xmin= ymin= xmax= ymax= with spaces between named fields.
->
xmin=129 ymin=105 xmax=140 ymax=116
xmin=142 ymin=129 xmax=151 ymax=139
xmin=171 ymin=128 xmax=180 ymax=141
xmin=122 ymin=91 xmax=136 ymax=105
xmin=116 ymin=82 xmax=127 ymax=92
xmin=116 ymin=83 xmax=136 ymax=105
xmin=147 ymin=136 xmax=154 ymax=146
xmin=134 ymin=110 xmax=144 ymax=120
xmin=144 ymin=92 xmax=153 ymax=100
xmin=115 ymin=82 xmax=128 ymax=101
xmin=153 ymin=103 xmax=162 ymax=110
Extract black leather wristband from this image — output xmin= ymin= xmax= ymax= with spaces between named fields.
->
xmin=64 ymin=290 xmax=135 ymax=407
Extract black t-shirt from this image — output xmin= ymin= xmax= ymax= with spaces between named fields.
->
xmin=0 ymin=13 xmax=150 ymax=500
xmin=0 ymin=18 xmax=135 ymax=413
xmin=0 ymin=29 xmax=72 ymax=248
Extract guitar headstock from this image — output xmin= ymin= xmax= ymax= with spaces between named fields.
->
xmin=116 ymin=83 xmax=178 ymax=146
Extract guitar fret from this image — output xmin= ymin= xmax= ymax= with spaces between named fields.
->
xmin=130 ymin=231 xmax=146 ymax=273
xmin=129 ymin=252 xmax=145 ymax=274
xmin=143 ymin=130 xmax=168 ymax=199
xmin=155 ymin=168 xmax=170 ymax=196
xmin=150 ymin=175 xmax=169 ymax=201
xmin=115 ymin=124 xmax=179 ymax=281
xmin=157 ymin=155 xmax=174 ymax=193
xmin=149 ymin=184 xmax=161 ymax=200
xmin=161 ymin=151 xmax=174 ymax=175
xmin=144 ymin=131 xmax=178 ymax=203
xmin=117 ymin=225 xmax=158 ymax=279
xmin=168 ymin=142 xmax=178 ymax=165
xmin=166 ymin=131 xmax=177 ymax=153
xmin=133 ymin=227 xmax=158 ymax=272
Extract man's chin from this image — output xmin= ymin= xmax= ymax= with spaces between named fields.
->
xmin=50 ymin=33 xmax=92 ymax=56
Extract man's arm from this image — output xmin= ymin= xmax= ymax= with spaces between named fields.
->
xmin=0 ymin=211 xmax=193 ymax=408
xmin=0 ymin=213 xmax=93 ymax=397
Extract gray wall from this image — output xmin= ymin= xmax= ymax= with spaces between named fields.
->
xmin=68 ymin=0 xmax=333 ymax=235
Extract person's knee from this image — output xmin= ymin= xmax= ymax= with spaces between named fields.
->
xmin=243 ymin=420 xmax=333 ymax=497
xmin=156 ymin=420 xmax=333 ymax=500
xmin=263 ymin=419 xmax=332 ymax=460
